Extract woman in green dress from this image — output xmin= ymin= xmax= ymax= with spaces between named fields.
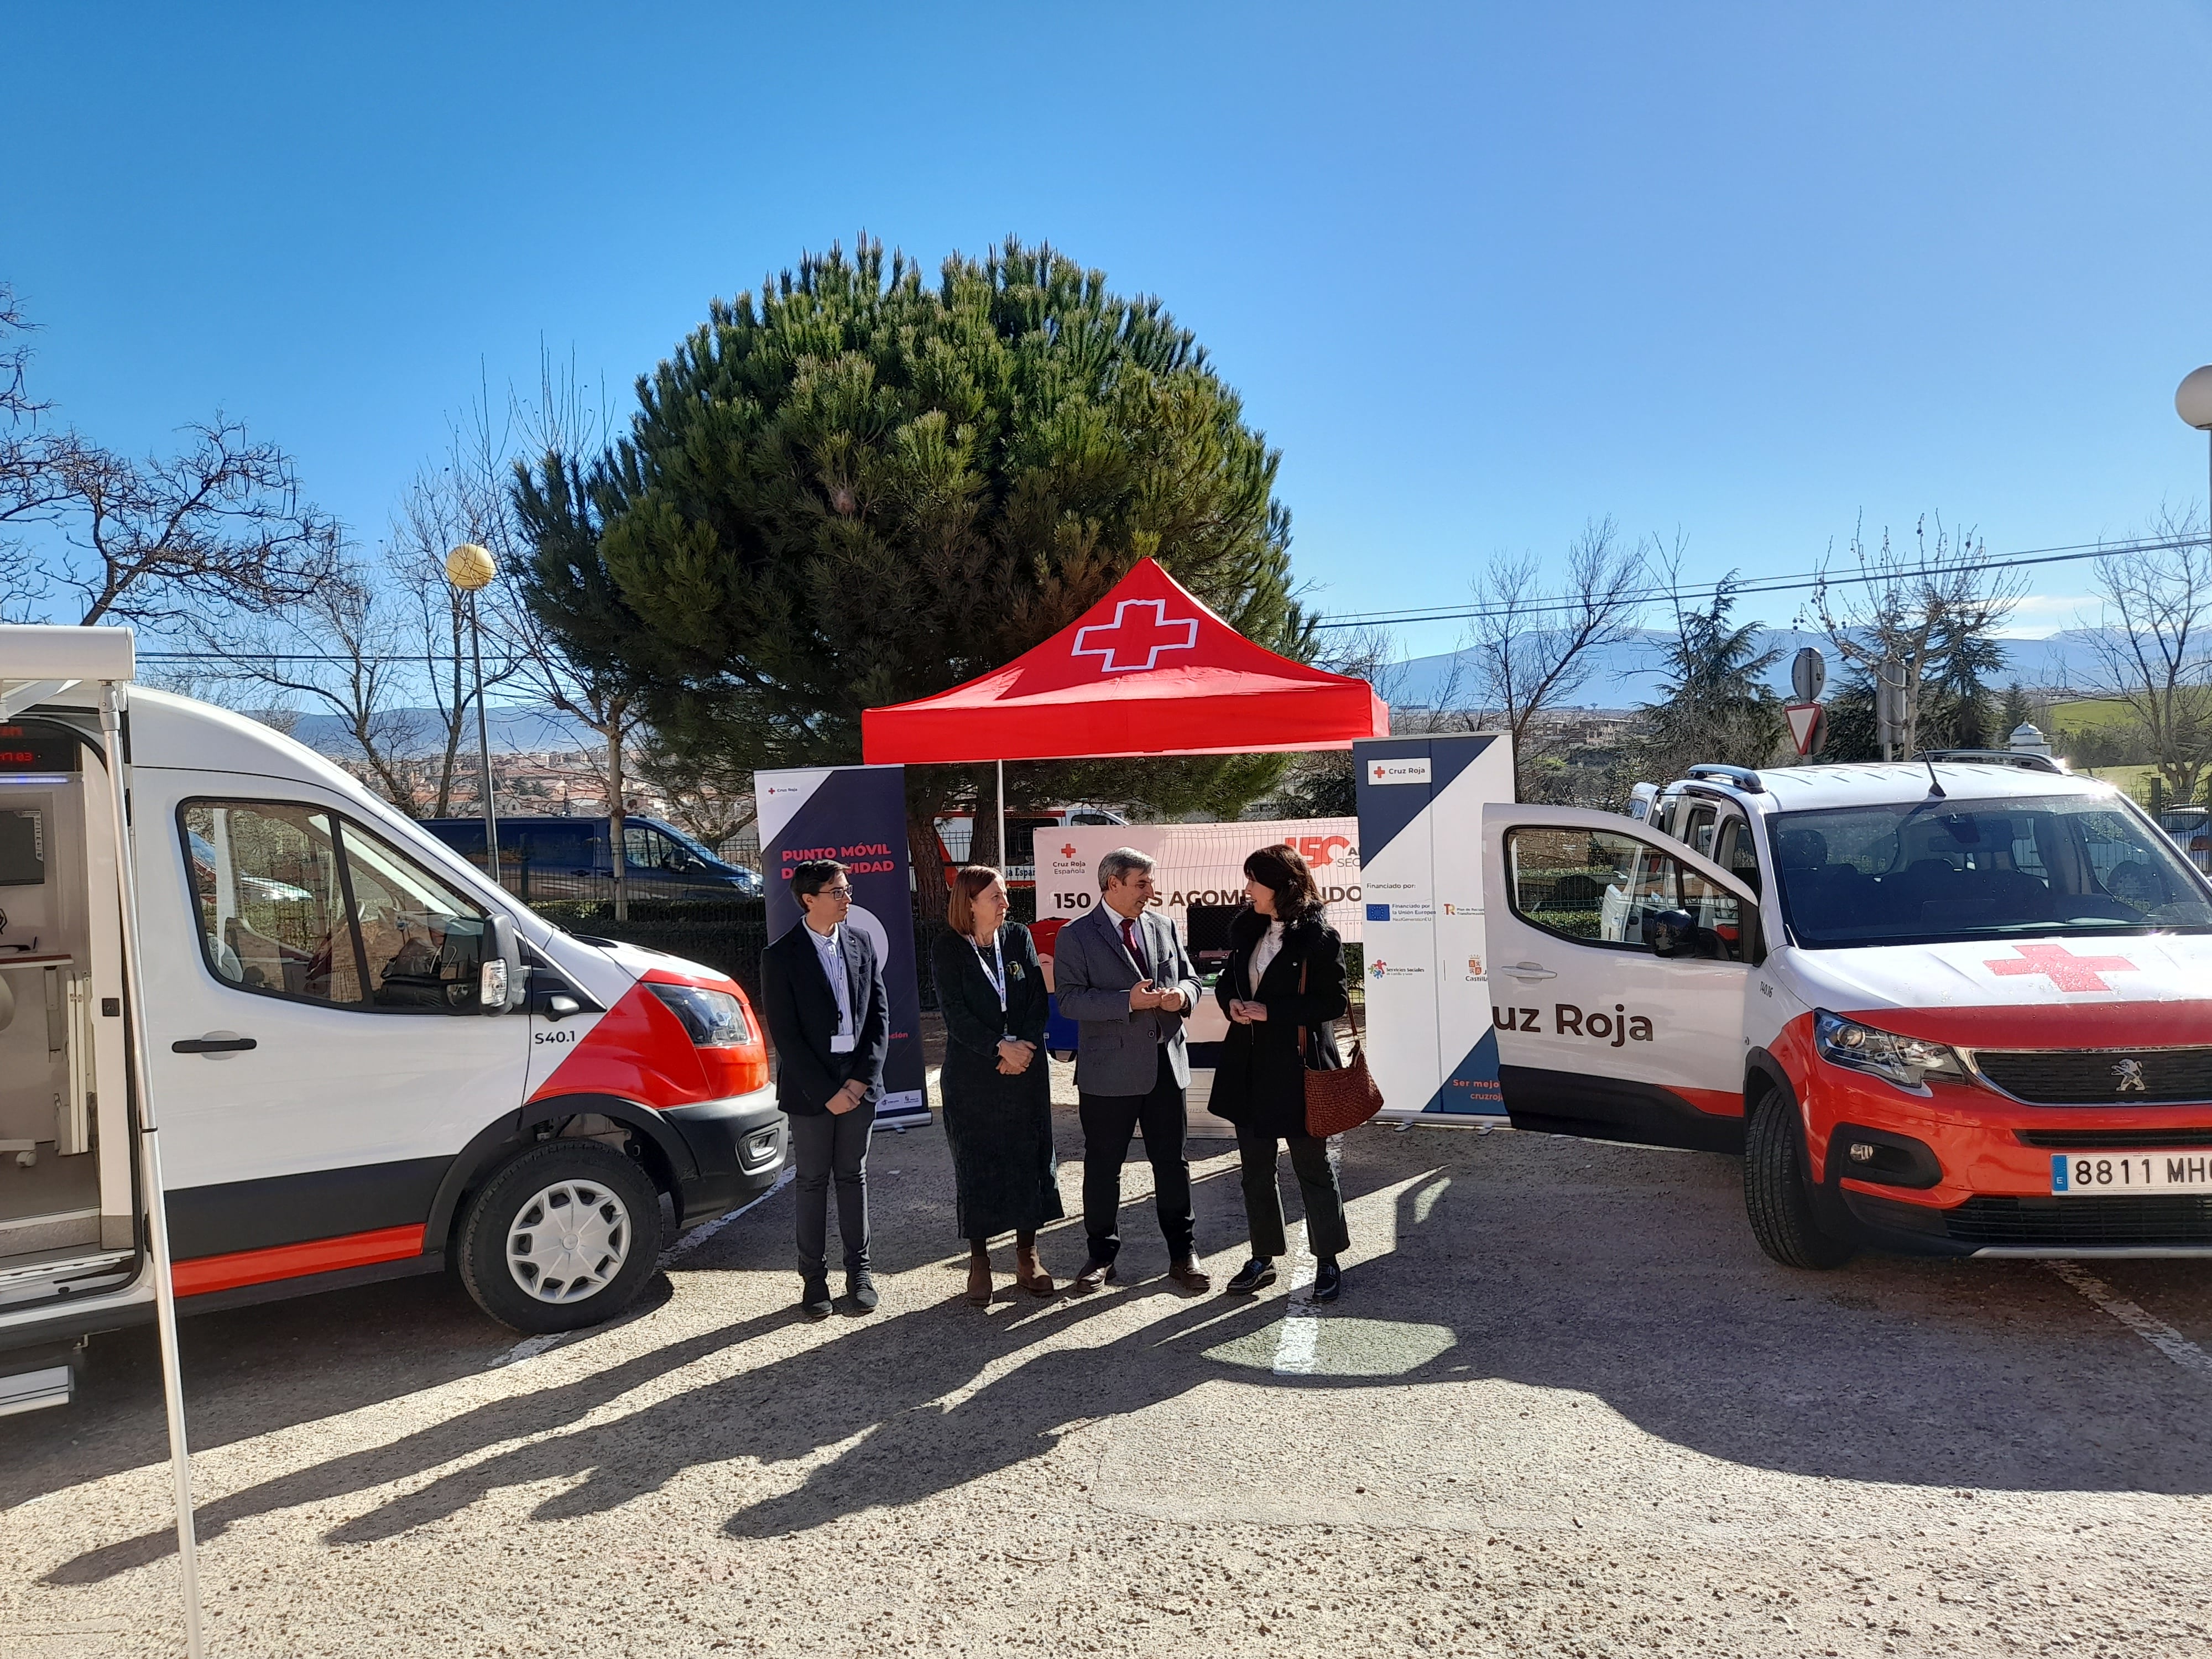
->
xmin=931 ymin=865 xmax=1063 ymax=1304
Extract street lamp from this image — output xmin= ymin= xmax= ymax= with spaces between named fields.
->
xmin=445 ymin=542 xmax=500 ymax=887
xmin=2179 ymin=366 xmax=2212 ymax=513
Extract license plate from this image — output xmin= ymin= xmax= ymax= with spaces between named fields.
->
xmin=2051 ymin=1152 xmax=2212 ymax=1195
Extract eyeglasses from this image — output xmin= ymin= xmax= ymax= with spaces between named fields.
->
xmin=817 ymin=885 xmax=854 ymax=900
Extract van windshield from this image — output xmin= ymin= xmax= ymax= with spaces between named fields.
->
xmin=1773 ymin=794 xmax=2212 ymax=949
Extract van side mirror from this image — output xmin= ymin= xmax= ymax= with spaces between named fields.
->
xmin=479 ymin=913 xmax=521 ymax=1013
xmin=1640 ymin=907 xmax=1698 ymax=958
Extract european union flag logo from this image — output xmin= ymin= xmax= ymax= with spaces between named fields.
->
xmin=1366 ymin=903 xmax=1390 ymax=921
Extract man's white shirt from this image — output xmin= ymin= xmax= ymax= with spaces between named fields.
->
xmin=808 ymin=922 xmax=858 ymax=1053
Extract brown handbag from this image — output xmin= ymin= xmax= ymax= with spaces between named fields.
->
xmin=1293 ymin=951 xmax=1385 ymax=1138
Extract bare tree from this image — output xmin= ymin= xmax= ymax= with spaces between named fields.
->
xmin=2086 ymin=505 xmax=2212 ymax=802
xmin=1809 ymin=513 xmax=2021 ymax=759
xmin=1465 ymin=517 xmax=1647 ymax=792
xmin=190 ymin=562 xmax=430 ymax=810
xmin=0 ymin=284 xmax=338 ymax=628
xmin=633 ymin=738 xmax=755 ymax=852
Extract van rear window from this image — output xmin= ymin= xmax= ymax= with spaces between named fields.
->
xmin=1773 ymin=795 xmax=2212 ymax=948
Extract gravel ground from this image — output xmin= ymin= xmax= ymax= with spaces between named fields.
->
xmin=4 ymin=1057 xmax=2211 ymax=1658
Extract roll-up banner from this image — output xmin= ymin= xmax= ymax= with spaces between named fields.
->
xmin=1354 ymin=734 xmax=1516 ymax=1123
xmin=754 ymin=764 xmax=930 ymax=1127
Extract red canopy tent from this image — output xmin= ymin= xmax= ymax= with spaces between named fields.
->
xmin=862 ymin=557 xmax=1387 ymax=765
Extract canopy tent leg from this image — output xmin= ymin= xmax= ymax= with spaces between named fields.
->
xmin=100 ymin=685 xmax=207 ymax=1659
xmin=995 ymin=758 xmax=1005 ymax=873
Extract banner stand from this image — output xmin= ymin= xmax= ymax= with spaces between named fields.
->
xmin=754 ymin=765 xmax=931 ymax=1128
xmin=1354 ymin=734 xmax=1517 ymax=1126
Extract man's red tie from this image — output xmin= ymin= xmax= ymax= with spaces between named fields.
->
xmin=1121 ymin=915 xmax=1146 ymax=976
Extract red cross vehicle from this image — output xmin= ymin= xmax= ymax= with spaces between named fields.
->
xmin=1 ymin=628 xmax=787 ymax=1414
xmin=1481 ymin=753 xmax=2212 ymax=1266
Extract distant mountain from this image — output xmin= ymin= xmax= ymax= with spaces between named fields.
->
xmin=1385 ymin=626 xmax=2118 ymax=711
xmin=275 ymin=703 xmax=603 ymax=758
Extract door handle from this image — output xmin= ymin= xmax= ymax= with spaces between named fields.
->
xmin=171 ymin=1035 xmax=257 ymax=1054
xmin=1501 ymin=962 xmax=1557 ymax=981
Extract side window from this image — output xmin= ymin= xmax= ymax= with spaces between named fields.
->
xmin=1679 ymin=804 xmax=1719 ymax=859
xmin=624 ymin=825 xmax=672 ymax=870
xmin=1507 ymin=825 xmax=1681 ymax=952
xmin=182 ymin=802 xmax=491 ymax=1013
xmin=340 ymin=823 xmax=493 ymax=1011
xmin=182 ymin=803 xmax=366 ymax=1005
xmin=1506 ymin=823 xmax=1754 ymax=963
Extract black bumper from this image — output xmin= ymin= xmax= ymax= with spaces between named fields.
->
xmin=664 ymin=1087 xmax=787 ymax=1229
xmin=1842 ymin=1187 xmax=2212 ymax=1257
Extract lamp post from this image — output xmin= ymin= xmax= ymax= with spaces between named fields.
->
xmin=445 ymin=542 xmax=500 ymax=886
xmin=2180 ymin=367 xmax=2212 ymax=515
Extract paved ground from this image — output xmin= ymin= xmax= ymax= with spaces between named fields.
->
xmin=5 ymin=1079 xmax=2212 ymax=1657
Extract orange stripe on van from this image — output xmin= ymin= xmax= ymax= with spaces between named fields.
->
xmin=173 ymin=1223 xmax=426 ymax=1297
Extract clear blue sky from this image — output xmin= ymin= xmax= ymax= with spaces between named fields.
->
xmin=13 ymin=2 xmax=2212 ymax=656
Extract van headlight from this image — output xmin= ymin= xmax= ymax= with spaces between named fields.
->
xmin=1815 ymin=1010 xmax=1965 ymax=1093
xmin=647 ymin=983 xmax=751 ymax=1047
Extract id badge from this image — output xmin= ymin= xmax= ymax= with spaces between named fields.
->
xmin=831 ymin=1034 xmax=857 ymax=1054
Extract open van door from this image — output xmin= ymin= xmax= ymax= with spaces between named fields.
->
xmin=1481 ymin=803 xmax=1762 ymax=1153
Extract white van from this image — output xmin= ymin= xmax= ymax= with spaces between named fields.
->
xmin=1 ymin=628 xmax=784 ymax=1415
xmin=1482 ymin=758 xmax=2212 ymax=1267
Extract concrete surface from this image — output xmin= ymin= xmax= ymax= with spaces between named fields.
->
xmin=3 ymin=1089 xmax=2210 ymax=1657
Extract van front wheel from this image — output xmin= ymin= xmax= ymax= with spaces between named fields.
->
xmin=459 ymin=1141 xmax=664 ymax=1333
xmin=1743 ymin=1084 xmax=1855 ymax=1271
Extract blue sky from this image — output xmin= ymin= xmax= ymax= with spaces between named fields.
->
xmin=12 ymin=2 xmax=2212 ymax=657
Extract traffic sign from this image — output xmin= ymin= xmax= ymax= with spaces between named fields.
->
xmin=1790 ymin=646 xmax=1827 ymax=704
xmin=1786 ymin=702 xmax=1825 ymax=757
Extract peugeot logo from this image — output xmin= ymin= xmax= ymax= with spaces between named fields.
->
xmin=2112 ymin=1057 xmax=2147 ymax=1093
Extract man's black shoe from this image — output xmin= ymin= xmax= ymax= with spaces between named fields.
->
xmin=1226 ymin=1257 xmax=1277 ymax=1295
xmin=800 ymin=1279 xmax=834 ymax=1319
xmin=846 ymin=1270 xmax=880 ymax=1312
xmin=1312 ymin=1258 xmax=1342 ymax=1303
xmin=1069 ymin=1258 xmax=1118 ymax=1295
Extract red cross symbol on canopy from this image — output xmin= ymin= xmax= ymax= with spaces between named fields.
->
xmin=1984 ymin=942 xmax=2139 ymax=993
xmin=1071 ymin=599 xmax=1200 ymax=673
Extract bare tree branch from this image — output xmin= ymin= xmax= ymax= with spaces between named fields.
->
xmin=1808 ymin=512 xmax=2021 ymax=758
xmin=2085 ymin=504 xmax=2212 ymax=802
xmin=1466 ymin=517 xmax=1646 ymax=790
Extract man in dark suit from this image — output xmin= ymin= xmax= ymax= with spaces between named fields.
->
xmin=760 ymin=858 xmax=889 ymax=1318
xmin=1052 ymin=847 xmax=1211 ymax=1293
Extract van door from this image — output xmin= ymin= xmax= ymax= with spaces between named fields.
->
xmin=1481 ymin=804 xmax=1760 ymax=1152
xmin=140 ymin=780 xmax=528 ymax=1293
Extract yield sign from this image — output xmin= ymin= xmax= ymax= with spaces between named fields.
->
xmin=1785 ymin=702 xmax=1824 ymax=757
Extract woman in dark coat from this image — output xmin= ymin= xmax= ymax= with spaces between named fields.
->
xmin=931 ymin=865 xmax=1063 ymax=1305
xmin=1207 ymin=843 xmax=1352 ymax=1301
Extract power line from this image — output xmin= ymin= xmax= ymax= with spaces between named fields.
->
xmin=1307 ymin=530 xmax=2208 ymax=631
xmin=124 ymin=529 xmax=2211 ymax=660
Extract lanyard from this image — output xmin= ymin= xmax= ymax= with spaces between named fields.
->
xmin=973 ymin=932 xmax=1007 ymax=1013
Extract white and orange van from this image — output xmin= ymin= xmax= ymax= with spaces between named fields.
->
xmin=1 ymin=627 xmax=782 ymax=1415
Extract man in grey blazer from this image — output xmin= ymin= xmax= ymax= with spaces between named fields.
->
xmin=1052 ymin=847 xmax=1211 ymax=1293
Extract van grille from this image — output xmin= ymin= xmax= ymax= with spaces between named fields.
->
xmin=1971 ymin=1046 xmax=2212 ymax=1105
xmin=1945 ymin=1196 xmax=2212 ymax=1249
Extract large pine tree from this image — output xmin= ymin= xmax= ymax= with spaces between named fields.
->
xmin=523 ymin=238 xmax=1308 ymax=909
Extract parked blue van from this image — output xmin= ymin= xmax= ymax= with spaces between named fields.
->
xmin=419 ymin=815 xmax=763 ymax=900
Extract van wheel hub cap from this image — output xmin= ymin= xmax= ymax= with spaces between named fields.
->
xmin=507 ymin=1180 xmax=630 ymax=1303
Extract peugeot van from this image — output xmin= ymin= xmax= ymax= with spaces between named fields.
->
xmin=1483 ymin=757 xmax=2212 ymax=1267
xmin=0 ymin=627 xmax=784 ymax=1415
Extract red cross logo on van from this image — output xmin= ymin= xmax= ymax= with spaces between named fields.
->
xmin=1983 ymin=943 xmax=2138 ymax=993
xmin=1071 ymin=600 xmax=1199 ymax=673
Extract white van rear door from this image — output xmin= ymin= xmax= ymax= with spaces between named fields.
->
xmin=138 ymin=774 xmax=529 ymax=1288
xmin=1480 ymin=803 xmax=1759 ymax=1151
